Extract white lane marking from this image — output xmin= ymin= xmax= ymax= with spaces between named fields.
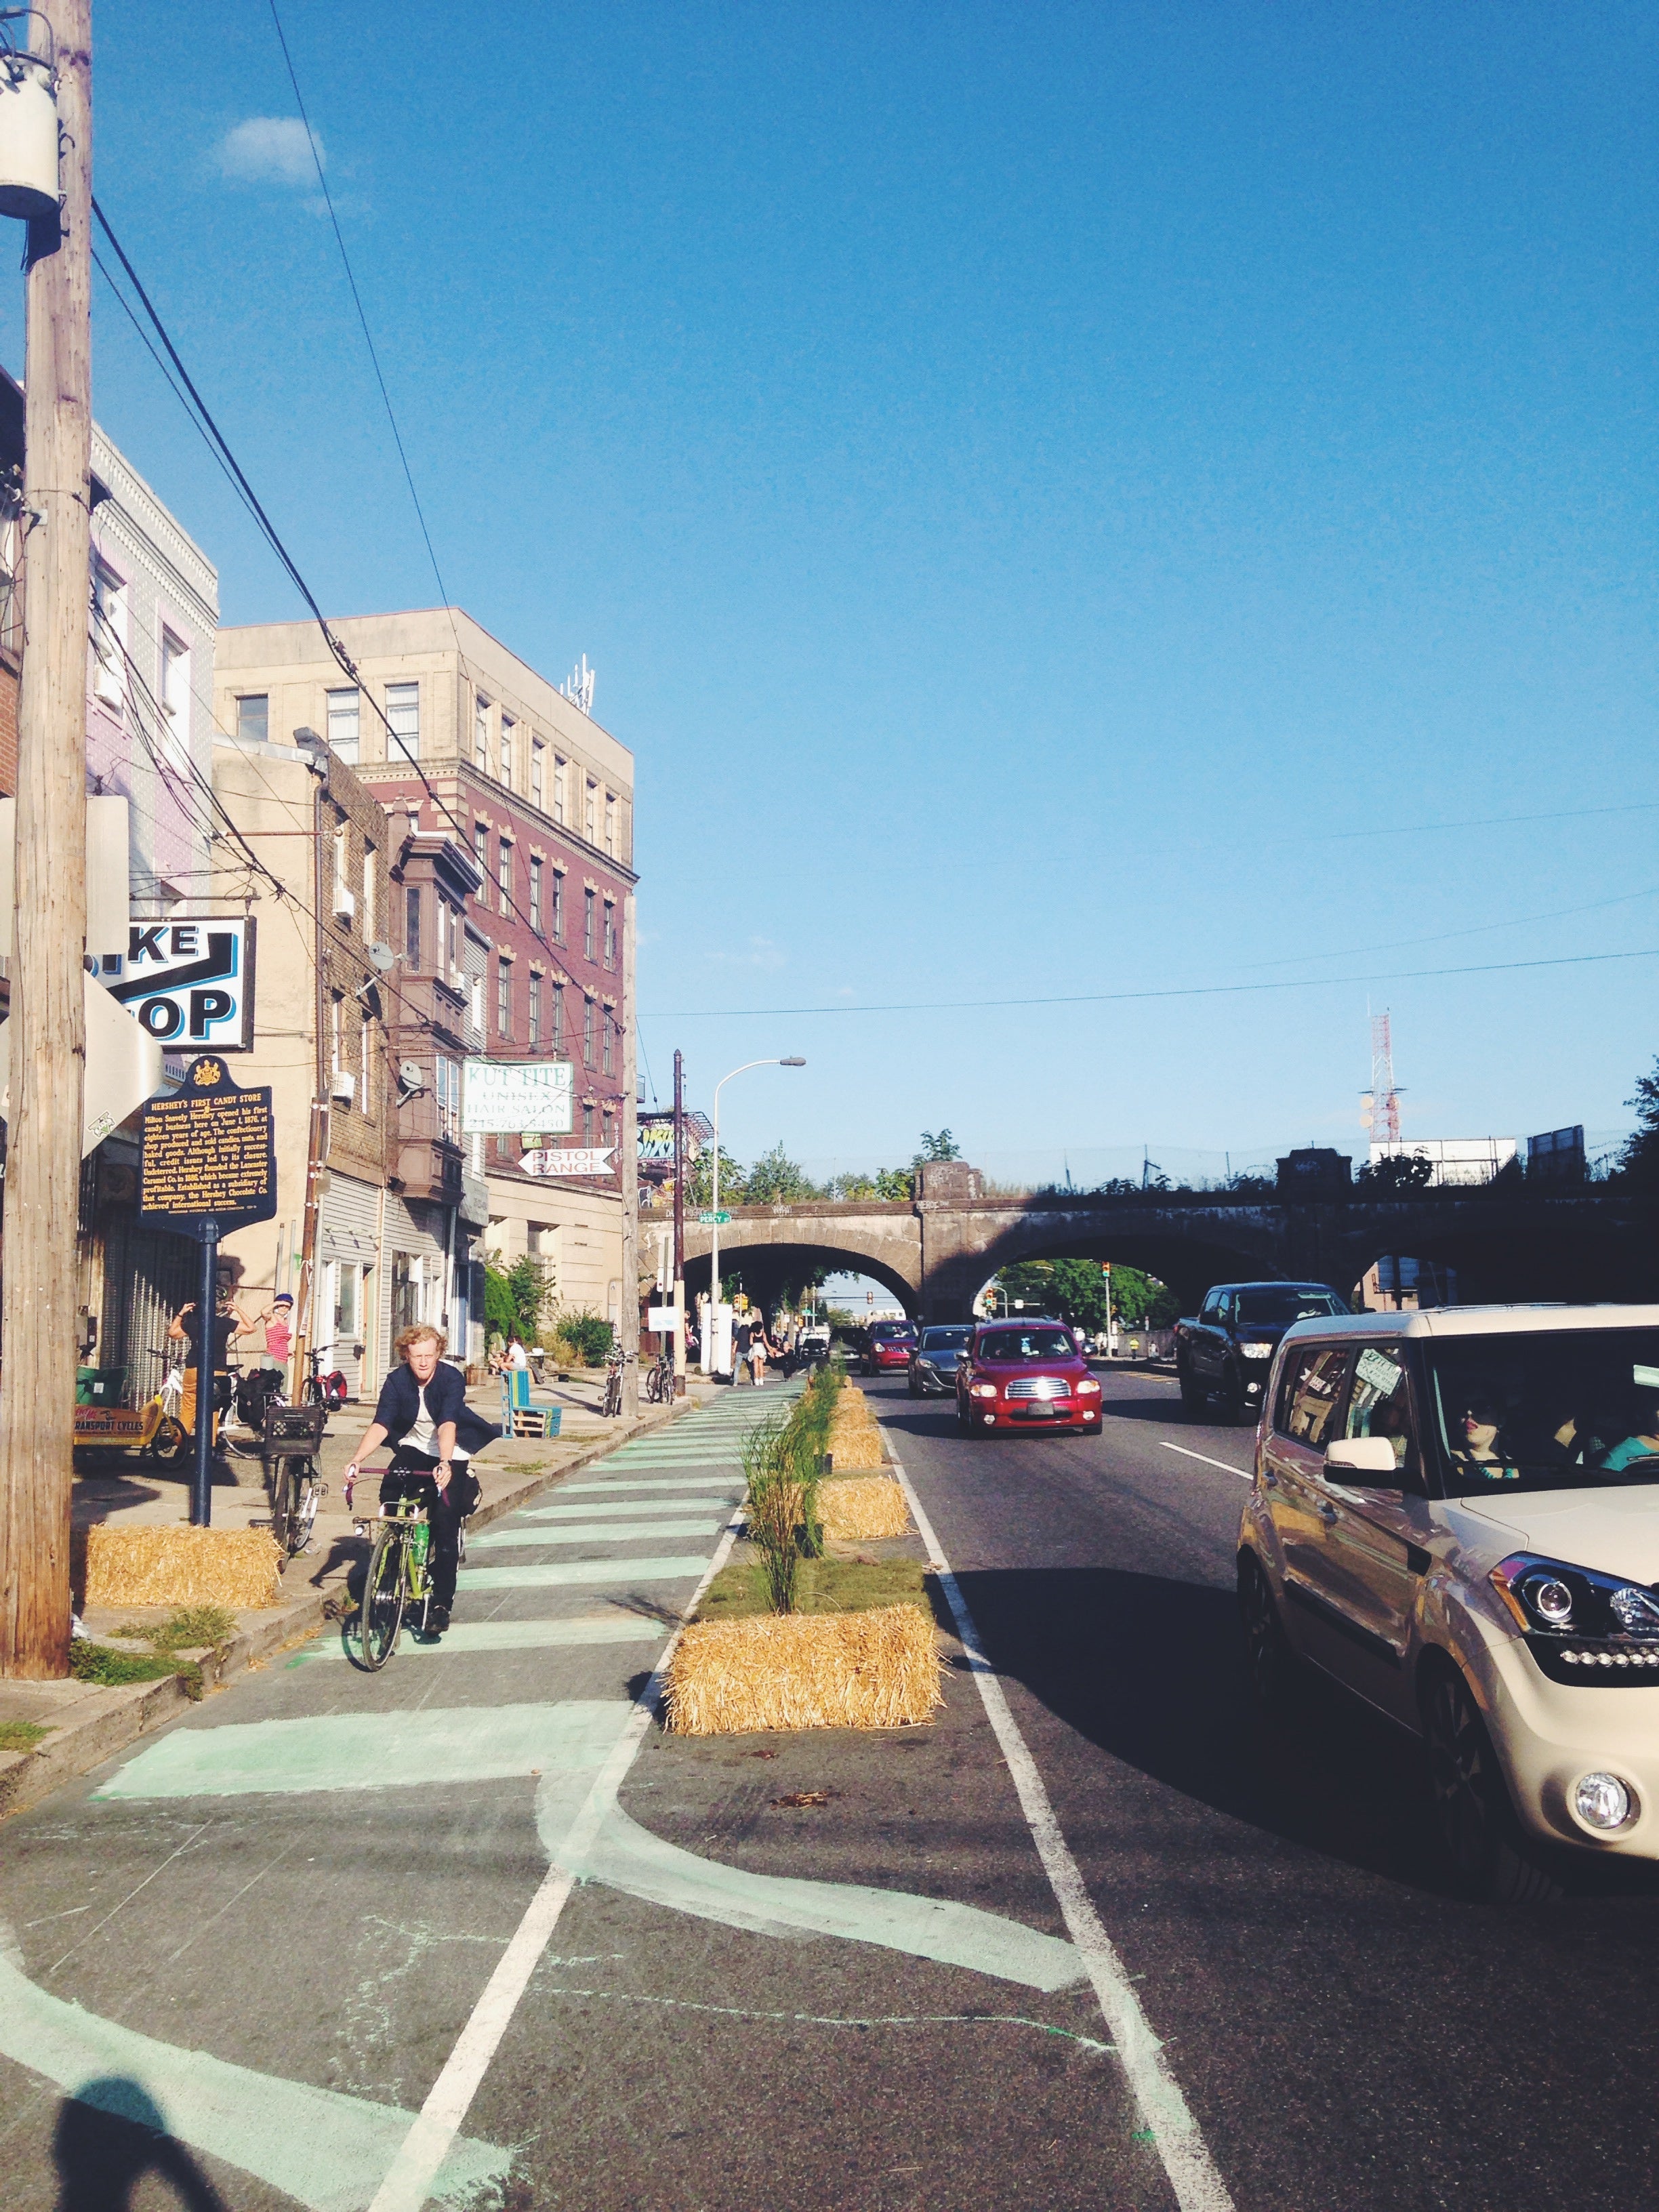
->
xmin=1158 ymin=1442 xmax=1252 ymax=1481
xmin=365 ymin=1506 xmax=745 ymax=2212
xmin=888 ymin=1452 xmax=1236 ymax=2212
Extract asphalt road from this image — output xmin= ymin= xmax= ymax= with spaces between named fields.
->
xmin=886 ymin=1365 xmax=1659 ymax=2212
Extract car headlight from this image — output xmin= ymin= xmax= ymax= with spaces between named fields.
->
xmin=1077 ymin=1378 xmax=1101 ymax=1395
xmin=970 ymin=1382 xmax=998 ymax=1399
xmin=1490 ymin=1553 xmax=1659 ymax=1642
xmin=1238 ymin=1342 xmax=1275 ymax=1361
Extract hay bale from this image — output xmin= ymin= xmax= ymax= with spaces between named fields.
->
xmin=823 ymin=1422 xmax=885 ymax=1471
xmin=665 ymin=1603 xmax=943 ymax=1735
xmin=818 ymin=1476 xmax=910 ymax=1541
xmin=83 ymin=1526 xmax=281 ymax=1612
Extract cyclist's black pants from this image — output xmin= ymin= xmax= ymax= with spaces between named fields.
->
xmin=379 ymin=1452 xmax=475 ymax=1610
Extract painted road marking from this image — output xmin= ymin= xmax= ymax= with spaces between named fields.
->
xmin=557 ymin=1475 xmax=744 ymax=1494
xmin=459 ymin=1555 xmax=712 ymax=1591
xmin=468 ymin=1518 xmax=729 ymax=1549
xmin=286 ymin=1616 xmax=668 ymax=1664
xmin=97 ymin=1702 xmax=634 ymax=1801
xmin=0 ymin=1944 xmax=508 ymax=2212
xmin=890 ymin=1451 xmax=1237 ymax=2212
xmin=517 ymin=1496 xmax=737 ymax=1520
xmin=1159 ymin=1441 xmax=1252 ymax=1480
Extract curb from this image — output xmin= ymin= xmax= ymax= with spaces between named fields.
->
xmin=0 ymin=1392 xmax=701 ymax=1824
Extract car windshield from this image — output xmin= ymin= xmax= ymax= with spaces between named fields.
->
xmin=921 ymin=1328 xmax=972 ymax=1351
xmin=869 ymin=1323 xmax=914 ymax=1340
xmin=1235 ymin=1287 xmax=1348 ymax=1325
xmin=977 ymin=1328 xmax=1075 ymax=1362
xmin=1426 ymin=1328 xmax=1659 ymax=1496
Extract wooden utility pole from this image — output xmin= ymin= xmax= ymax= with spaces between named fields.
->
xmin=672 ymin=1046 xmax=685 ymax=1395
xmin=619 ymin=893 xmax=638 ymax=1417
xmin=289 ymin=740 xmax=329 ymax=1401
xmin=0 ymin=0 xmax=91 ymax=1678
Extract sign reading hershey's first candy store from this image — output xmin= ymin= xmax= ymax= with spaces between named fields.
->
xmin=138 ymin=1053 xmax=276 ymax=1235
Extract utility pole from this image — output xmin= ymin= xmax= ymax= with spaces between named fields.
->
xmin=619 ymin=893 xmax=638 ymax=1417
xmin=0 ymin=1 xmax=91 ymax=1679
xmin=289 ymin=737 xmax=330 ymax=1406
xmin=672 ymin=1047 xmax=685 ymax=1395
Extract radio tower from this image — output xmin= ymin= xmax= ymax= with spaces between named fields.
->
xmin=1361 ymin=1010 xmax=1402 ymax=1145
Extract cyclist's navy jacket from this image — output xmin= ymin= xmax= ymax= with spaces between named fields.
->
xmin=371 ymin=1358 xmax=500 ymax=1457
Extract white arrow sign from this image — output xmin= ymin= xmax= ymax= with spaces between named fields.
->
xmin=518 ymin=1146 xmax=614 ymax=1179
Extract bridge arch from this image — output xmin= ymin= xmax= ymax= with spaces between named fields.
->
xmin=683 ymin=1226 xmax=921 ymax=1317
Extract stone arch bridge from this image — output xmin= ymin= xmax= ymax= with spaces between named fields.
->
xmin=681 ymin=1163 xmax=1658 ymax=1322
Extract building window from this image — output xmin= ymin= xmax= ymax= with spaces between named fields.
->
xmin=498 ymin=837 xmax=512 ymax=913
xmin=583 ymin=994 xmax=594 ymax=1068
xmin=500 ymin=712 xmax=514 ymax=789
xmin=529 ymin=972 xmax=542 ymax=1046
xmin=405 ymin=886 xmax=422 ymax=965
xmin=91 ymin=562 xmax=128 ymax=710
xmin=235 ymin=692 xmax=268 ymax=745
xmin=327 ymin=686 xmax=360 ymax=764
xmin=602 ymin=1107 xmax=616 ymax=1156
xmin=497 ymin=956 xmax=512 ymax=1036
xmin=552 ymin=981 xmax=564 ymax=1050
xmin=582 ymin=1100 xmax=594 ymax=1145
xmin=436 ymin=1054 xmax=460 ymax=1141
xmin=447 ymin=902 xmax=459 ymax=977
xmin=585 ymin=779 xmax=598 ymax=843
xmin=157 ymin=627 xmax=190 ymax=772
xmin=601 ymin=1010 xmax=613 ymax=1077
xmin=469 ymin=969 xmax=484 ymax=1036
xmin=604 ymin=792 xmax=617 ymax=855
xmin=474 ymin=693 xmax=490 ymax=770
xmin=552 ymin=869 xmax=565 ymax=942
xmin=330 ymin=990 xmax=343 ymax=1078
xmin=529 ymin=856 xmax=543 ymax=933
xmin=386 ymin=680 xmax=419 ymax=761
xmin=531 ymin=741 xmax=544 ymax=807
xmin=473 ymin=822 xmax=490 ymax=908
xmin=554 ymin=756 xmax=567 ymax=823
xmin=363 ymin=840 xmax=377 ymax=944
xmin=359 ymin=1007 xmax=372 ymax=1108
xmin=333 ymin=821 xmax=350 ymax=921
xmin=583 ymin=888 xmax=595 ymax=961
xmin=603 ymin=899 xmax=616 ymax=967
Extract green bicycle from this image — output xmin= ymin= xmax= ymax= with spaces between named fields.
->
xmin=348 ymin=1494 xmax=436 ymax=1670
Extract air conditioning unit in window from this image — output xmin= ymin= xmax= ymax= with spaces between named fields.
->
xmin=333 ymin=883 xmax=356 ymax=926
xmin=331 ymin=1070 xmax=356 ymax=1105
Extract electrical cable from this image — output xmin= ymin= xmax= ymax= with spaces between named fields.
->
xmin=641 ymin=943 xmax=1659 ymax=1022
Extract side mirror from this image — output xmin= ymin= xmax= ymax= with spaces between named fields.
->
xmin=1325 ymin=1435 xmax=1401 ymax=1481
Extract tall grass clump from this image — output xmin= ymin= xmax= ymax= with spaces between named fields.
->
xmin=743 ymin=1364 xmax=848 ymax=1610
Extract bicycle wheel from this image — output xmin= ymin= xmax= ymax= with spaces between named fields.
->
xmin=354 ymin=1525 xmax=406 ymax=1671
xmin=269 ymin=1459 xmax=293 ymax=1557
xmin=292 ymin=1472 xmax=321 ymax=1552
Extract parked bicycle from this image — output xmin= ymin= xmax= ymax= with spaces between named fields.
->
xmin=602 ymin=1347 xmax=624 ymax=1418
xmin=257 ymin=1404 xmax=328 ymax=1563
xmin=644 ymin=1346 xmax=674 ymax=1403
xmin=303 ymin=1343 xmax=353 ymax=1411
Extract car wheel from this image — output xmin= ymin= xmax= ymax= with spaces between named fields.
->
xmin=1218 ymin=1365 xmax=1252 ymax=1425
xmin=1237 ymin=1552 xmax=1297 ymax=1717
xmin=1421 ymin=1664 xmax=1563 ymax=1906
xmin=1177 ymin=1362 xmax=1205 ymax=1415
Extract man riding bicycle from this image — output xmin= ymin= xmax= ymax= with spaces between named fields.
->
xmin=342 ymin=1324 xmax=493 ymax=1637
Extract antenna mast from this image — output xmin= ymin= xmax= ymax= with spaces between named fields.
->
xmin=1361 ymin=1009 xmax=1402 ymax=1144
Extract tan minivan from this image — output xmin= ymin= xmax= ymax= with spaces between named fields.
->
xmin=1237 ymin=1303 xmax=1659 ymax=1901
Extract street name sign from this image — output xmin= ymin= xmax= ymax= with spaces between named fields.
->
xmin=100 ymin=918 xmax=257 ymax=1052
xmin=138 ymin=1053 xmax=276 ymax=1237
xmin=518 ymin=1146 xmax=615 ymax=1179
xmin=699 ymin=1209 xmax=731 ymax=1225
xmin=464 ymin=1057 xmax=574 ymax=1134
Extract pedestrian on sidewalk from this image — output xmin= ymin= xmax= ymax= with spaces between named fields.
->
xmin=168 ymin=1290 xmax=253 ymax=1447
xmin=733 ymin=1310 xmax=754 ymax=1385
xmin=750 ymin=1317 xmax=773 ymax=1387
xmin=342 ymin=1325 xmax=493 ymax=1637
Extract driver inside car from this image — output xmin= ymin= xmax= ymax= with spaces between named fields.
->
xmin=1449 ymin=1393 xmax=1522 ymax=1481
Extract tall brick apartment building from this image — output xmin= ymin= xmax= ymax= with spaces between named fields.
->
xmin=214 ymin=610 xmax=636 ymax=1343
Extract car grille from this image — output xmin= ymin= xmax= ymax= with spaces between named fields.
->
xmin=1006 ymin=1376 xmax=1071 ymax=1401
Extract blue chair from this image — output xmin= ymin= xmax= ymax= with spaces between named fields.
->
xmin=501 ymin=1368 xmax=560 ymax=1439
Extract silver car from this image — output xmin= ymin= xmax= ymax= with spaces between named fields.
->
xmin=909 ymin=1324 xmax=975 ymax=1397
xmin=1237 ymin=1303 xmax=1659 ymax=1901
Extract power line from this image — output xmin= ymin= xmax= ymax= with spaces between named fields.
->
xmin=1279 ymin=798 xmax=1659 ymax=846
xmin=641 ymin=943 xmax=1659 ymax=1022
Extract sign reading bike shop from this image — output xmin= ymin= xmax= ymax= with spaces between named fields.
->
xmin=138 ymin=1053 xmax=276 ymax=1236
xmin=98 ymin=918 xmax=257 ymax=1052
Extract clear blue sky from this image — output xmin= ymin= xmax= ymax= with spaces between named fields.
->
xmin=42 ymin=2 xmax=1657 ymax=1180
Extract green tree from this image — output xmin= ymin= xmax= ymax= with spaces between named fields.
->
xmin=1106 ymin=1264 xmax=1181 ymax=1328
xmin=484 ymin=1256 xmax=552 ymax=1341
xmin=743 ymin=1143 xmax=821 ymax=1205
xmin=685 ymin=1144 xmax=747 ymax=1209
xmin=914 ymin=1128 xmax=962 ymax=1163
xmin=1618 ymin=1058 xmax=1659 ymax=1187
xmin=991 ymin=1258 xmax=1178 ymax=1331
xmin=1355 ymin=1151 xmax=1435 ymax=1195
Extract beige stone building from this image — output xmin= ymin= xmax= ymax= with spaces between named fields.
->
xmin=213 ymin=609 xmax=636 ymax=1366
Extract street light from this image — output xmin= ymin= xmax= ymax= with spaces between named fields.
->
xmin=708 ymin=1056 xmax=806 ymax=1374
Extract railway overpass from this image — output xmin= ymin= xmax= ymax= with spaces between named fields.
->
xmin=679 ymin=1162 xmax=1657 ymax=1321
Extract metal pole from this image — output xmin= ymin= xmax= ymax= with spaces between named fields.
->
xmin=291 ymin=754 xmax=329 ymax=1397
xmin=190 ymin=1223 xmax=217 ymax=1526
xmin=672 ymin=1048 xmax=684 ymax=1395
xmin=619 ymin=895 xmax=638 ymax=1418
xmin=0 ymin=0 xmax=92 ymax=1679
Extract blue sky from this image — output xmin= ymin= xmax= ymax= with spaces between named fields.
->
xmin=43 ymin=2 xmax=1658 ymax=1181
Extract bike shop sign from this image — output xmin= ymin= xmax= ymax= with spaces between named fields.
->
xmin=98 ymin=919 xmax=257 ymax=1052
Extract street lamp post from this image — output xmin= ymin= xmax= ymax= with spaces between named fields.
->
xmin=708 ymin=1055 xmax=805 ymax=1375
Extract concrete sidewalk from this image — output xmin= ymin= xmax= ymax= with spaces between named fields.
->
xmin=0 ymin=1374 xmax=719 ymax=1822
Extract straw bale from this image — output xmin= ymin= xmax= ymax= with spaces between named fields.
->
xmin=823 ymin=1423 xmax=884 ymax=1471
xmin=84 ymin=1526 xmax=281 ymax=1611
xmin=665 ymin=1603 xmax=943 ymax=1735
xmin=818 ymin=1477 xmax=910 ymax=1541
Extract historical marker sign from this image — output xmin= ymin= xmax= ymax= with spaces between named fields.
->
xmin=138 ymin=1053 xmax=276 ymax=1237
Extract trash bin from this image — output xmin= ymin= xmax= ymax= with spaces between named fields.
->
xmin=76 ymin=1366 xmax=128 ymax=1406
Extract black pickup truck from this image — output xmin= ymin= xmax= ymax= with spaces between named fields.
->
xmin=1174 ymin=1280 xmax=1351 ymax=1424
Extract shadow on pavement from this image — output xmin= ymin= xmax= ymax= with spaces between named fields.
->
xmin=53 ymin=2082 xmax=228 ymax=2212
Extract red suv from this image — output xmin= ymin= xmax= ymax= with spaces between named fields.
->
xmin=862 ymin=1319 xmax=918 ymax=1375
xmin=956 ymin=1317 xmax=1101 ymax=1437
